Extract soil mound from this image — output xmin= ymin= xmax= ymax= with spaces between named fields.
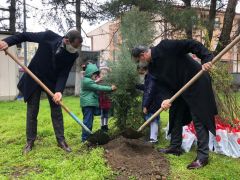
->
xmin=103 ymin=136 xmax=169 ymax=179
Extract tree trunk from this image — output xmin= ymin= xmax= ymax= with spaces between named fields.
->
xmin=207 ymin=0 xmax=217 ymax=43
xmin=215 ymin=0 xmax=238 ymax=54
xmin=74 ymin=0 xmax=82 ymax=96
xmin=183 ymin=0 xmax=192 ymax=39
xmin=9 ymin=0 xmax=16 ymax=33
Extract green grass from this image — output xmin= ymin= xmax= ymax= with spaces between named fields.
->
xmin=0 ymin=96 xmax=240 ymax=180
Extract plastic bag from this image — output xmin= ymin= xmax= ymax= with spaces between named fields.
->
xmin=163 ymin=123 xmax=171 ymax=140
xmin=209 ymin=132 xmax=215 ymax=151
xmin=163 ymin=123 xmax=196 ymax=152
xmin=228 ymin=131 xmax=240 ymax=158
xmin=181 ymin=125 xmax=196 ymax=152
xmin=213 ymin=129 xmax=231 ymax=156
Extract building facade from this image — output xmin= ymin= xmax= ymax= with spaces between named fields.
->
xmin=0 ymin=32 xmax=19 ymax=100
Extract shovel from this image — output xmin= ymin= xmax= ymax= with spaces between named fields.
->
xmin=138 ymin=35 xmax=240 ymax=132
xmin=3 ymin=49 xmax=93 ymax=134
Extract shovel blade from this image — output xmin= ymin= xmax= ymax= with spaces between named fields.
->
xmin=87 ymin=130 xmax=110 ymax=145
xmin=121 ymin=128 xmax=143 ymax=139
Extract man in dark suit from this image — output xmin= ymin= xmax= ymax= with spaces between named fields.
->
xmin=132 ymin=39 xmax=218 ymax=169
xmin=0 ymin=30 xmax=82 ymax=154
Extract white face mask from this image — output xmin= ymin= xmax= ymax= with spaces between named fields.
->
xmin=139 ymin=60 xmax=149 ymax=68
xmin=65 ymin=44 xmax=78 ymax=53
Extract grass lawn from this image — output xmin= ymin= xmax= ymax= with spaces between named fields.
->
xmin=0 ymin=96 xmax=240 ymax=180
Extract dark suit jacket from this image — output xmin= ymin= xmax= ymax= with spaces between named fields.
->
xmin=4 ymin=30 xmax=78 ymax=102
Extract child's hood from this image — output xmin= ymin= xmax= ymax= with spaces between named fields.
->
xmin=85 ymin=64 xmax=99 ymax=78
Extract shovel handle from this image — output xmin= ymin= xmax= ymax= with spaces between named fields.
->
xmin=4 ymin=49 xmax=92 ymax=134
xmin=138 ymin=35 xmax=240 ymax=132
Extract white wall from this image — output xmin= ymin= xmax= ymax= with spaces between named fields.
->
xmin=0 ymin=34 xmax=19 ymax=101
xmin=87 ymin=22 xmax=111 ymax=51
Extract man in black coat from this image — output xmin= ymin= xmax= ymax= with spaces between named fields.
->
xmin=132 ymin=39 xmax=218 ymax=169
xmin=0 ymin=30 xmax=82 ymax=154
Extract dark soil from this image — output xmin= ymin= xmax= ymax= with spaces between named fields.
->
xmin=87 ymin=128 xmax=142 ymax=145
xmin=87 ymin=130 xmax=110 ymax=145
xmin=103 ymin=136 xmax=169 ymax=180
xmin=121 ymin=128 xmax=144 ymax=139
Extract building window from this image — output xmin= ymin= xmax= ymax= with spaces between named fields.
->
xmin=214 ymin=17 xmax=220 ymax=28
xmin=232 ymin=58 xmax=240 ymax=73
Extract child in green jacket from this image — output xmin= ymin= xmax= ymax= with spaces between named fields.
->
xmin=80 ymin=63 xmax=116 ymax=142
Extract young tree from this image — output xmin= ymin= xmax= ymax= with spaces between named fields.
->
xmin=106 ymin=46 xmax=141 ymax=130
xmin=105 ymin=7 xmax=156 ymax=130
xmin=120 ymin=7 xmax=156 ymax=49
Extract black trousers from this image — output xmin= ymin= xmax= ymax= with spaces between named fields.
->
xmin=26 ymin=87 xmax=65 ymax=143
xmin=170 ymin=100 xmax=209 ymax=160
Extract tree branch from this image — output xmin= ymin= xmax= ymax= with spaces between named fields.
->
xmin=0 ymin=8 xmax=10 ymax=11
xmin=0 ymin=18 xmax=9 ymax=21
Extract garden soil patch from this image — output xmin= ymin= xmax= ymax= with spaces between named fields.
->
xmin=103 ymin=136 xmax=169 ymax=179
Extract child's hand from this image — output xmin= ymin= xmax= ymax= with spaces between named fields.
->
xmin=143 ymin=107 xmax=148 ymax=114
xmin=111 ymin=85 xmax=117 ymax=91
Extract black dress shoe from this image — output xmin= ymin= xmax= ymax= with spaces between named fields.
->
xmin=22 ymin=141 xmax=34 ymax=155
xmin=158 ymin=147 xmax=183 ymax=156
xmin=57 ymin=141 xmax=72 ymax=152
xmin=187 ymin=158 xmax=208 ymax=169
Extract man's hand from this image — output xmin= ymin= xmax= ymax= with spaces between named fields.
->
xmin=143 ymin=107 xmax=148 ymax=114
xmin=0 ymin=41 xmax=8 ymax=51
xmin=202 ymin=62 xmax=213 ymax=71
xmin=161 ymin=99 xmax=172 ymax=111
xmin=53 ymin=92 xmax=62 ymax=104
xmin=111 ymin=85 xmax=117 ymax=91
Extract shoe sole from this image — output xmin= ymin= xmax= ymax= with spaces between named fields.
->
xmin=187 ymin=163 xmax=208 ymax=170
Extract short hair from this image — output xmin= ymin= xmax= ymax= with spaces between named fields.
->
xmin=65 ymin=30 xmax=83 ymax=43
xmin=131 ymin=45 xmax=148 ymax=58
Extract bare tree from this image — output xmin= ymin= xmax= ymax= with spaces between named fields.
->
xmin=207 ymin=0 xmax=217 ymax=42
xmin=75 ymin=0 xmax=82 ymax=96
xmin=215 ymin=0 xmax=238 ymax=54
xmin=9 ymin=0 xmax=16 ymax=33
xmin=0 ymin=0 xmax=17 ymax=33
xmin=182 ymin=0 xmax=193 ymax=39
